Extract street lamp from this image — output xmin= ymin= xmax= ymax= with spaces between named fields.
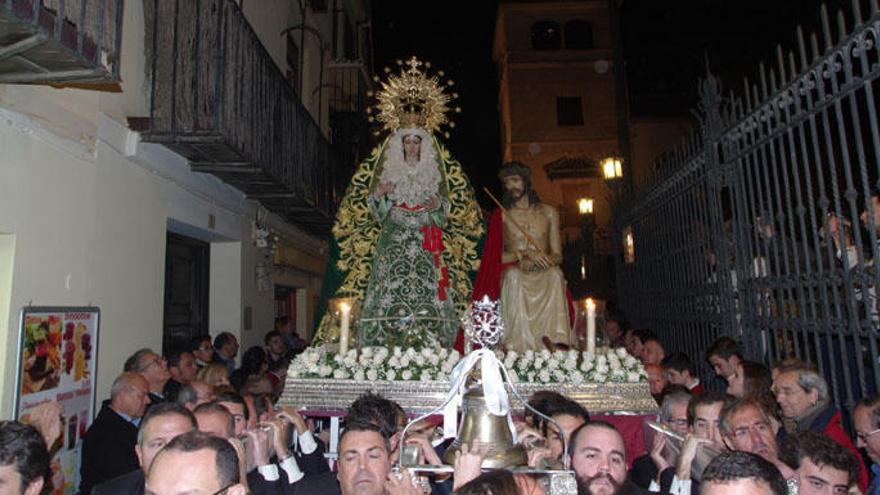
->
xmin=577 ymin=197 xmax=594 ymax=216
xmin=601 ymin=157 xmax=623 ymax=181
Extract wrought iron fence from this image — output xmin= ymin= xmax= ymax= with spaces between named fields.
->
xmin=615 ymin=0 xmax=880 ymax=410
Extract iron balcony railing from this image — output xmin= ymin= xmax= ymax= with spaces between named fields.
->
xmin=615 ymin=0 xmax=880 ymax=410
xmin=0 ymin=0 xmax=124 ymax=85
xmin=139 ymin=0 xmax=343 ymax=233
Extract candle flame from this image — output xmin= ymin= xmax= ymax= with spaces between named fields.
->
xmin=585 ymin=298 xmax=595 ymax=311
xmin=339 ymin=301 xmax=351 ymax=313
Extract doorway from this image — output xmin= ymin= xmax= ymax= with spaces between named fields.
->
xmin=163 ymin=232 xmax=209 ymax=355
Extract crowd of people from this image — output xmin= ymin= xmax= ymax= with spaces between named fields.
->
xmin=3 ymin=318 xmax=880 ymax=495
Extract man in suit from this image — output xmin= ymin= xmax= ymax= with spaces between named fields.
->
xmin=80 ymin=372 xmax=151 ymax=495
xmin=92 ymin=402 xmax=197 ymax=495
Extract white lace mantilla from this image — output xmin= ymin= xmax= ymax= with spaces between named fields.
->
xmin=379 ymin=128 xmax=441 ymax=207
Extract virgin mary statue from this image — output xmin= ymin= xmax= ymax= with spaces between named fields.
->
xmin=314 ymin=57 xmax=483 ymax=349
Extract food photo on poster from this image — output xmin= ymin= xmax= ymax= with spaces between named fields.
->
xmin=15 ymin=307 xmax=100 ymax=495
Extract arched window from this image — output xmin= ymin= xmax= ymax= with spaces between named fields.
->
xmin=565 ymin=20 xmax=594 ymax=49
xmin=531 ymin=21 xmax=562 ymax=50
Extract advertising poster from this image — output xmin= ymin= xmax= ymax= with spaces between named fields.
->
xmin=14 ymin=307 xmax=99 ymax=495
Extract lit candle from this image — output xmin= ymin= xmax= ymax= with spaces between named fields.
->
xmin=339 ymin=301 xmax=351 ymax=355
xmin=585 ymin=298 xmax=596 ymax=354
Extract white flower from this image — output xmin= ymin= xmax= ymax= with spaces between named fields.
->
xmin=318 ymin=365 xmax=333 ymax=377
xmin=609 ymin=360 xmax=622 ymax=372
xmin=344 ymin=356 xmax=357 ymax=368
xmin=507 ymin=371 xmax=519 ymax=383
xmin=334 ymin=354 xmax=344 ymax=364
xmin=406 ymin=347 xmax=418 ymax=358
xmin=593 ymin=373 xmax=606 ymax=383
xmin=597 ymin=355 xmax=607 ymax=366
xmin=400 ymin=356 xmax=411 ymax=368
xmin=358 ymin=354 xmax=372 ymax=367
xmin=420 ymin=370 xmax=433 ymax=381
xmin=552 ymin=370 xmax=566 ymax=382
xmin=333 ymin=369 xmax=349 ymax=379
xmin=436 ymin=371 xmax=448 ymax=381
xmin=507 ymin=351 xmax=518 ymax=361
xmin=624 ymin=356 xmax=638 ymax=368
xmin=353 ymin=369 xmax=365 ymax=381
xmin=539 ymin=349 xmax=551 ymax=360
xmin=570 ymin=371 xmax=585 ymax=384
xmin=527 ymin=372 xmax=536 ymax=382
xmin=393 ymin=346 xmax=403 ymax=356
xmin=388 ymin=356 xmax=401 ymax=369
xmin=627 ymin=372 xmax=641 ymax=383
xmin=563 ymin=359 xmax=577 ymax=371
xmin=552 ymin=350 xmax=565 ymax=361
xmin=538 ymin=370 xmax=551 ymax=383
xmin=595 ymin=363 xmax=609 ymax=375
xmin=367 ymin=369 xmax=379 ymax=381
xmin=615 ymin=347 xmax=629 ymax=359
xmin=438 ymin=348 xmax=449 ymax=359
xmin=567 ymin=349 xmax=579 ymax=361
xmin=524 ymin=350 xmax=534 ymax=360
xmin=385 ymin=369 xmax=397 ymax=381
xmin=362 ymin=347 xmax=374 ymax=358
xmin=429 ymin=353 xmax=440 ymax=366
xmin=401 ymin=369 xmax=413 ymax=380
xmin=534 ymin=358 xmax=545 ymax=369
xmin=547 ymin=358 xmax=560 ymax=370
xmin=373 ymin=354 xmax=386 ymax=367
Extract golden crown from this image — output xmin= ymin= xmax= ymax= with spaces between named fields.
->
xmin=367 ymin=56 xmax=460 ymax=137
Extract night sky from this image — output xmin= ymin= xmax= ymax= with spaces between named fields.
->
xmin=370 ymin=0 xmax=856 ymax=198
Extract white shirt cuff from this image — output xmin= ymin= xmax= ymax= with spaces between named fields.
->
xmin=648 ymin=479 xmax=661 ymax=492
xmin=279 ymin=456 xmax=304 ymax=484
xmin=257 ymin=463 xmax=280 ymax=481
xmin=298 ymin=430 xmax=318 ymax=454
xmin=669 ymin=476 xmax=691 ymax=495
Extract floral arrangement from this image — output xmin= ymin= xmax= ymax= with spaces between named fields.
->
xmin=288 ymin=345 xmax=646 ymax=384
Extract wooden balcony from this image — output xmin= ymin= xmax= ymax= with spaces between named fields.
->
xmin=138 ymin=0 xmax=345 ymax=234
xmin=0 ymin=0 xmax=123 ymax=86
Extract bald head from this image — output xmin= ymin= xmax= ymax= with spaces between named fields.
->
xmin=110 ymin=372 xmax=151 ymax=418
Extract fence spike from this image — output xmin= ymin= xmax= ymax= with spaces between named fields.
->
xmin=810 ymin=32 xmax=821 ymax=65
xmin=788 ymin=51 xmax=799 ymax=97
xmin=743 ymin=77 xmax=753 ymax=113
xmin=820 ymin=3 xmax=833 ymax=51
xmin=797 ymin=26 xmax=809 ymax=69
xmin=777 ymin=45 xmax=787 ymax=85
xmin=759 ymin=62 xmax=770 ymax=100
xmin=770 ymin=64 xmax=779 ymax=93
xmin=852 ymin=0 xmax=863 ymax=26
xmin=837 ymin=9 xmax=848 ymax=42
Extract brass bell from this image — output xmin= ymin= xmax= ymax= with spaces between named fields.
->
xmin=443 ymin=385 xmax=527 ymax=468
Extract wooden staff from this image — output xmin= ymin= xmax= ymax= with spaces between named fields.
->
xmin=483 ymin=187 xmax=547 ymax=256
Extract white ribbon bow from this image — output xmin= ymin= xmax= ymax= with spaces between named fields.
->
xmin=442 ymin=348 xmax=517 ymax=442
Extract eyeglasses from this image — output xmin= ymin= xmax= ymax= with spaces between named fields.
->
xmin=856 ymin=428 xmax=880 ymax=442
xmin=211 ymin=484 xmax=234 ymax=495
xmin=141 ymin=357 xmax=164 ymax=371
xmin=666 ymin=419 xmax=689 ymax=428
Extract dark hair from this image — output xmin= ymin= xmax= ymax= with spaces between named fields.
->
xmin=123 ymin=348 xmax=154 ymax=372
xmin=252 ymin=394 xmax=274 ymax=420
xmin=455 ymin=469 xmax=519 ymax=495
xmin=0 ymin=421 xmax=51 ymax=494
xmin=739 ymin=361 xmax=778 ymax=420
xmin=856 ymin=395 xmax=880 ymax=430
xmin=137 ymin=402 xmax=197 ymax=445
xmin=687 ymin=391 xmax=728 ymax=426
xmin=164 ymin=347 xmax=191 ymax=368
xmin=346 ymin=392 xmax=404 ymax=439
xmin=193 ymin=402 xmax=235 ymax=438
xmin=661 ymin=352 xmax=695 ymax=375
xmin=339 ymin=419 xmax=391 ymax=454
xmin=216 ymin=392 xmax=249 ymax=422
xmin=150 ymin=431 xmax=240 ymax=486
xmin=264 ymin=330 xmax=282 ymax=346
xmin=526 ymin=390 xmax=567 ymax=427
xmin=498 ymin=161 xmax=540 ymax=208
xmin=534 ymin=395 xmax=590 ymax=438
xmin=778 ymin=431 xmax=858 ymax=488
xmin=569 ymin=420 xmax=623 ymax=459
xmin=631 ymin=328 xmax=656 ymax=345
xmin=706 ymin=336 xmax=743 ymax=361
xmin=189 ymin=335 xmax=211 ymax=353
xmin=239 ymin=347 xmax=267 ymax=378
xmin=701 ymin=451 xmax=787 ymax=495
xmin=213 ymin=332 xmax=236 ymax=350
